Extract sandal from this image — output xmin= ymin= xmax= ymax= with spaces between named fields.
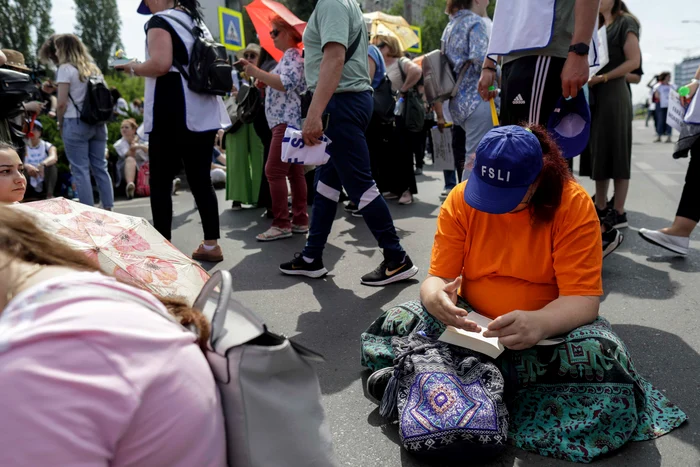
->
xmin=256 ymin=226 xmax=292 ymax=242
xmin=292 ymin=224 xmax=309 ymax=234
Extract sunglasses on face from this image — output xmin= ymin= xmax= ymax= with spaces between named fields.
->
xmin=376 ymin=42 xmax=387 ymax=49
xmin=270 ymin=29 xmax=280 ymax=39
xmin=244 ymin=53 xmax=258 ymax=60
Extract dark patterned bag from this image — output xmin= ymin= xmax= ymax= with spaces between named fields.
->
xmin=380 ymin=332 xmax=508 ymax=461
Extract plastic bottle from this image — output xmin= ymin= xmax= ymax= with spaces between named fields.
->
xmin=678 ymin=86 xmax=690 ymax=98
xmin=394 ymin=97 xmax=405 ymax=116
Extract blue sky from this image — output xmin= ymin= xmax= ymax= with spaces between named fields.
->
xmin=52 ymin=0 xmax=700 ymax=104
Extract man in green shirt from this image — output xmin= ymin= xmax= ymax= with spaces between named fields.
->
xmin=279 ymin=0 xmax=419 ymax=286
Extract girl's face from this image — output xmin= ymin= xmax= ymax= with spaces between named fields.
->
xmin=600 ymin=0 xmax=615 ymax=13
xmin=121 ymin=123 xmax=136 ymax=139
xmin=0 ymin=149 xmax=26 ymax=203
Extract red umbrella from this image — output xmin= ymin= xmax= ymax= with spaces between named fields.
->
xmin=244 ymin=0 xmax=306 ymax=62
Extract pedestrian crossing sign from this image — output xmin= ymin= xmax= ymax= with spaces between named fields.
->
xmin=218 ymin=7 xmax=245 ymax=52
xmin=406 ymin=26 xmax=422 ymax=54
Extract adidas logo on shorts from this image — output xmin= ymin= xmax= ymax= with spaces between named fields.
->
xmin=512 ymin=94 xmax=526 ymax=105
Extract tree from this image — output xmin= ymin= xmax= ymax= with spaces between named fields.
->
xmin=0 ymin=0 xmax=50 ymax=67
xmin=420 ymin=0 xmax=449 ymax=53
xmin=282 ymin=0 xmax=318 ymax=20
xmin=387 ymin=0 xmax=403 ymax=16
xmin=75 ymin=0 xmax=122 ymax=72
xmin=35 ymin=0 xmax=55 ymax=55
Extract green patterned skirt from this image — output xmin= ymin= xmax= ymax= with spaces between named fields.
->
xmin=360 ymin=300 xmax=688 ymax=463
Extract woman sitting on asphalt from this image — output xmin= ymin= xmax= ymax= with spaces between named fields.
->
xmin=113 ymin=118 xmax=149 ymax=199
xmin=0 ymin=208 xmax=226 ymax=466
xmin=362 ymin=125 xmax=686 ymax=462
xmin=0 ymin=143 xmax=26 ymax=204
xmin=23 ymin=120 xmax=58 ymax=200
xmin=237 ymin=16 xmax=309 ymax=242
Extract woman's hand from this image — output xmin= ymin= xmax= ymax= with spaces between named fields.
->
xmin=588 ymin=75 xmax=604 ymax=88
xmin=436 ymin=117 xmax=447 ymax=133
xmin=478 ymin=69 xmax=497 ymax=102
xmin=24 ymin=164 xmax=39 ymax=178
xmin=682 ymin=81 xmax=699 ymax=106
xmin=114 ymin=60 xmax=138 ymax=75
xmin=424 ymin=277 xmax=481 ymax=332
xmin=23 ymin=101 xmax=45 ymax=115
xmin=236 ymin=59 xmax=257 ymax=78
xmin=483 ymin=310 xmax=546 ymax=350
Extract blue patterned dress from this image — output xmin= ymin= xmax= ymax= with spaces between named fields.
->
xmin=442 ymin=10 xmax=489 ymax=127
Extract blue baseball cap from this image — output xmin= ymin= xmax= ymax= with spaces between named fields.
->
xmin=137 ymin=0 xmax=151 ymax=15
xmin=464 ymin=126 xmax=543 ymax=214
xmin=547 ymin=93 xmax=590 ymax=159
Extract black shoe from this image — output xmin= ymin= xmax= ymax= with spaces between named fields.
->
xmin=366 ymin=367 xmax=393 ymax=404
xmin=602 ymin=227 xmax=624 ymax=259
xmin=603 ymin=209 xmax=628 ymax=229
xmin=345 ymin=201 xmax=359 ymax=214
xmin=361 ymin=254 xmax=419 ymax=286
xmin=595 ymin=205 xmax=611 ymax=220
xmin=279 ymin=253 xmax=328 ymax=278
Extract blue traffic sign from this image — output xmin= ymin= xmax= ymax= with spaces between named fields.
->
xmin=218 ymin=7 xmax=245 ymax=52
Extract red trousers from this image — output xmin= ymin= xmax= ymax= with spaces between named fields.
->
xmin=266 ymin=124 xmax=308 ymax=229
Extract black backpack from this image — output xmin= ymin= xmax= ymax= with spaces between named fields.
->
xmin=168 ymin=15 xmax=233 ymax=96
xmin=372 ymin=74 xmax=397 ymax=125
xmin=398 ymin=58 xmax=426 ymax=133
xmin=69 ymin=76 xmax=114 ymax=125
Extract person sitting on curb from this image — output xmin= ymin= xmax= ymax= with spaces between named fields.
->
xmin=23 ymin=120 xmax=58 ymax=200
xmin=113 ymin=118 xmax=149 ymax=199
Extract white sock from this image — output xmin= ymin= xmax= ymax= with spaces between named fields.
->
xmin=302 ymin=256 xmax=315 ymax=263
xmin=202 ymin=243 xmax=217 ymax=251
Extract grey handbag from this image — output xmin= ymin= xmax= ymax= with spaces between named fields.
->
xmin=193 ymin=270 xmax=338 ymax=467
xmin=422 ymin=49 xmax=467 ymax=105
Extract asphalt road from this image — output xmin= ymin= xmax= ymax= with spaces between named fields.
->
xmin=115 ymin=120 xmax=699 ymax=467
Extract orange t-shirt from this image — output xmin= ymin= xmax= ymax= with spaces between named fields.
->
xmin=429 ymin=180 xmax=603 ymax=319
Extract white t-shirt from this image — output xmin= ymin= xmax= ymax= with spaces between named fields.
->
xmin=115 ymin=97 xmax=129 ymax=117
xmin=25 ymin=140 xmax=53 ymax=190
xmin=56 ymin=64 xmax=88 ymax=119
xmin=653 ymin=83 xmax=676 ymax=109
xmin=114 ymin=137 xmax=149 ymax=167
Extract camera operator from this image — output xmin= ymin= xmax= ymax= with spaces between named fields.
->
xmin=0 ymin=50 xmax=45 ymax=148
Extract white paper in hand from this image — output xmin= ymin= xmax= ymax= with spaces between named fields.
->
xmin=281 ymin=126 xmax=331 ymax=166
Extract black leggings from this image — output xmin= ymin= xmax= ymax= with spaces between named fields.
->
xmin=149 ymin=128 xmax=219 ymax=241
xmin=676 ymin=138 xmax=700 ymax=223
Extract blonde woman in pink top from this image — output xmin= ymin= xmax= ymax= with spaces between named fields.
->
xmin=0 ymin=208 xmax=226 ymax=467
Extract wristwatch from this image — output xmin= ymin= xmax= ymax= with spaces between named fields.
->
xmin=569 ymin=43 xmax=590 ymax=56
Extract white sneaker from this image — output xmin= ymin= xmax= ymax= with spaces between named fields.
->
xmin=126 ymin=182 xmax=135 ymax=200
xmin=398 ymin=190 xmax=413 ymax=205
xmin=172 ymin=177 xmax=181 ymax=196
xmin=638 ymin=228 xmax=690 ymax=256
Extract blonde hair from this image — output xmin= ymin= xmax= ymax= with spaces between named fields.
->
xmin=271 ymin=16 xmax=302 ymax=45
xmin=121 ymin=118 xmax=138 ymax=130
xmin=372 ymin=35 xmax=403 ymax=58
xmin=54 ymin=34 xmax=101 ymax=81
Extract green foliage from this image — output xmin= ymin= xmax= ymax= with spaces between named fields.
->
xmin=487 ymin=0 xmax=496 ymax=19
xmin=0 ymin=0 xmax=53 ymax=67
xmin=105 ymin=72 xmax=146 ymax=103
xmin=387 ymin=0 xmax=404 ymax=16
xmin=421 ymin=0 xmax=449 ymax=53
xmin=281 ymin=0 xmax=318 ymax=20
xmin=75 ymin=0 xmax=122 ymax=72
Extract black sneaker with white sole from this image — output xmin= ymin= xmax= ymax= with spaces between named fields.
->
xmin=279 ymin=253 xmax=328 ymax=278
xmin=345 ymin=202 xmax=359 ymax=214
xmin=366 ymin=367 xmax=393 ymax=404
xmin=361 ymin=254 xmax=419 ymax=286
xmin=602 ymin=227 xmax=624 ymax=258
xmin=603 ymin=209 xmax=628 ymax=229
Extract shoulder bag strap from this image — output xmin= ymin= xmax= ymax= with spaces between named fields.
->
xmin=344 ymin=28 xmax=362 ymax=64
xmin=447 ymin=17 xmax=479 ymax=99
xmin=156 ymin=12 xmax=195 ymax=81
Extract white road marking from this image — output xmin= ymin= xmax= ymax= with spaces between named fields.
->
xmin=635 ymin=161 xmax=654 ymax=171
xmin=650 ymin=173 xmax=678 ymax=187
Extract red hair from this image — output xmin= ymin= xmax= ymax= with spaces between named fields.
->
xmin=526 ymin=124 xmax=574 ymax=224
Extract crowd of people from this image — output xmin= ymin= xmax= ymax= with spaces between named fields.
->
xmin=0 ymin=0 xmax=698 ymax=463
